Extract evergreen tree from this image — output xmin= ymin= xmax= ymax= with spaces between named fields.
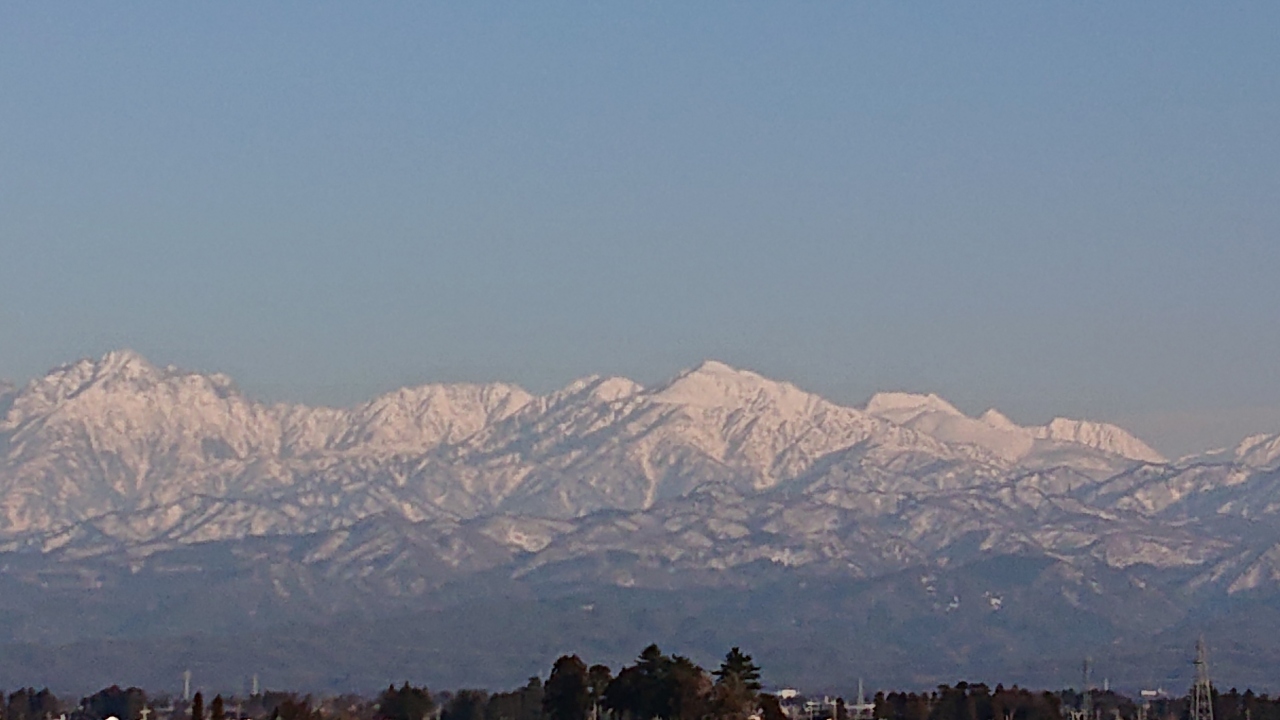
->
xmin=83 ymin=686 xmax=147 ymax=720
xmin=520 ymin=678 xmax=545 ymax=720
xmin=485 ymin=678 xmax=542 ymax=720
xmin=603 ymin=645 xmax=716 ymax=720
xmin=664 ymin=656 xmax=711 ymax=720
xmin=604 ymin=646 xmax=668 ymax=720
xmin=8 ymin=689 xmax=60 ymax=720
xmin=713 ymin=649 xmax=762 ymax=693
xmin=544 ymin=656 xmax=591 ymax=720
xmin=712 ymin=648 xmax=762 ymax=720
xmin=377 ymin=684 xmax=435 ymax=720
xmin=443 ymin=691 xmax=489 ymax=720
xmin=192 ymin=693 xmax=205 ymax=720
xmin=211 ymin=696 xmax=226 ymax=720
xmin=587 ymin=666 xmax=613 ymax=720
xmin=874 ymin=692 xmax=888 ymax=720
xmin=272 ymin=696 xmax=318 ymax=720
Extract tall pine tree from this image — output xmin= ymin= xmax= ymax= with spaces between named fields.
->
xmin=712 ymin=647 xmax=763 ymax=720
xmin=544 ymin=656 xmax=591 ymax=720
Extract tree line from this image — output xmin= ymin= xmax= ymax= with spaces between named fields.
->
xmin=873 ymin=683 xmax=1063 ymax=720
xmin=872 ymin=685 xmax=1280 ymax=720
xmin=6 ymin=646 xmax=1280 ymax=720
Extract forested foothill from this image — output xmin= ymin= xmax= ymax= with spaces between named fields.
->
xmin=4 ymin=646 xmax=1280 ymax=720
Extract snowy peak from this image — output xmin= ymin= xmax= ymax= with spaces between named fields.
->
xmin=97 ymin=348 xmax=157 ymax=375
xmin=652 ymin=360 xmax=818 ymax=414
xmin=340 ymin=382 xmax=534 ymax=452
xmin=863 ymin=390 xmax=1165 ymax=464
xmin=1034 ymin=418 xmax=1165 ymax=464
xmin=865 ymin=392 xmax=1033 ymax=462
xmin=1234 ymin=433 xmax=1280 ymax=469
xmin=864 ymin=392 xmax=964 ymax=424
xmin=75 ymin=348 xmax=176 ymax=389
xmin=546 ymin=375 xmax=644 ymax=407
xmin=978 ymin=408 xmax=1019 ymax=430
xmin=20 ymin=349 xmax=161 ymax=406
xmin=588 ymin=376 xmax=645 ymax=403
xmin=3 ymin=350 xmax=248 ymax=431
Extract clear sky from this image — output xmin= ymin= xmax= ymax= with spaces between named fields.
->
xmin=2 ymin=3 xmax=1278 ymax=457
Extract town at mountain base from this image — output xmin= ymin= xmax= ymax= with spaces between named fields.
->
xmin=1 ymin=352 xmax=1280 ymax=693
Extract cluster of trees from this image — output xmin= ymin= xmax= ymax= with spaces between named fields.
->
xmin=1211 ymin=689 xmax=1280 ymax=720
xmin=1210 ymin=689 xmax=1280 ymax=720
xmin=871 ymin=685 xmax=1280 ymax=720
xmin=873 ymin=684 xmax=1062 ymax=720
xmin=5 ymin=690 xmax=60 ymax=720
xmin=82 ymin=688 xmax=149 ymax=720
xmin=0 ymin=688 xmax=363 ymax=720
xmin=1145 ymin=689 xmax=1280 ymax=720
xmin=12 ymin=648 xmax=1280 ymax=720
xmin=374 ymin=645 xmax=776 ymax=720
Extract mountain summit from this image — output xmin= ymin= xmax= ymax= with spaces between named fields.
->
xmin=863 ymin=390 xmax=1165 ymax=465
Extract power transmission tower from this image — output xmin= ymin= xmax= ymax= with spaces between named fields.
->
xmin=1191 ymin=637 xmax=1214 ymax=720
xmin=1070 ymin=658 xmax=1093 ymax=720
xmin=1079 ymin=657 xmax=1093 ymax=720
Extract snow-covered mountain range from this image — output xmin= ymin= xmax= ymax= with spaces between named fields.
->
xmin=2 ymin=350 xmax=1279 ymax=692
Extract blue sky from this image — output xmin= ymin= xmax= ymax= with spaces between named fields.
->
xmin=2 ymin=3 xmax=1277 ymax=456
